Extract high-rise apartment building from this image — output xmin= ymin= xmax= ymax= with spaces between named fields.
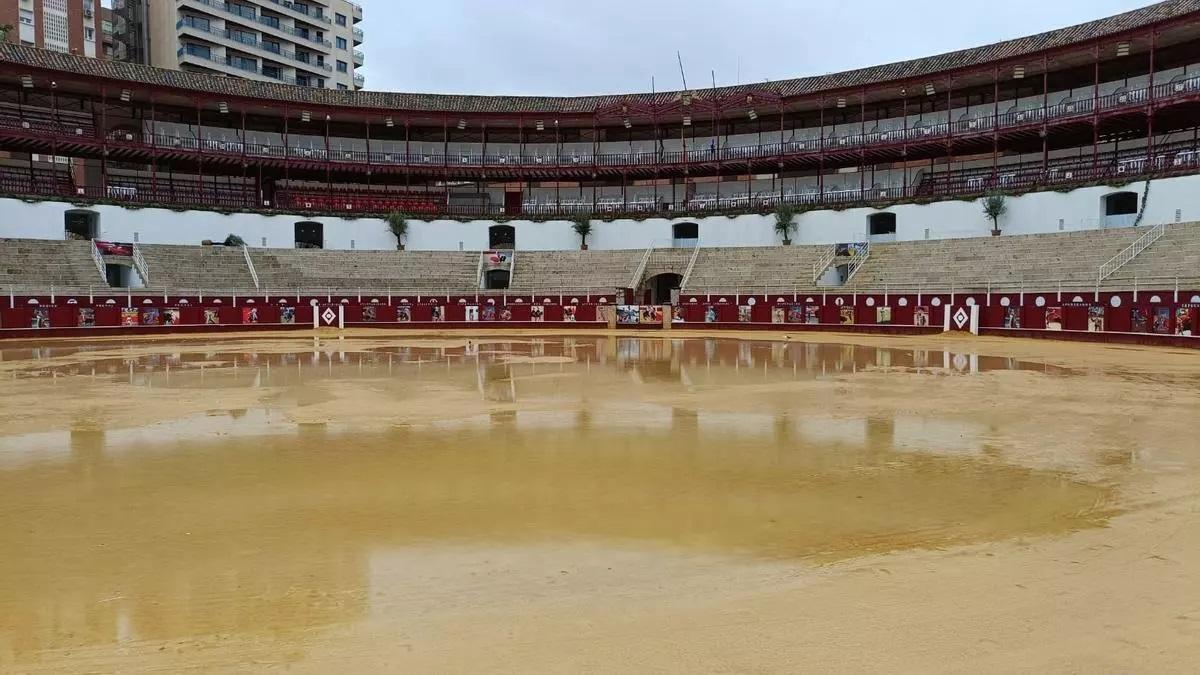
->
xmin=111 ymin=0 xmax=364 ymax=90
xmin=0 ymin=0 xmax=103 ymax=57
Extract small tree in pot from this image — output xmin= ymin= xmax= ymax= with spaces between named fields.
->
xmin=386 ymin=212 xmax=409 ymax=250
xmin=572 ymin=213 xmax=593 ymax=250
xmin=774 ymin=203 xmax=798 ymax=245
xmin=982 ymin=191 xmax=1007 ymax=236
xmin=223 ymin=233 xmax=246 ymax=247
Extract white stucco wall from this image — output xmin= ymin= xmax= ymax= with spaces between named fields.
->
xmin=2 ymin=174 xmax=1196 ymax=249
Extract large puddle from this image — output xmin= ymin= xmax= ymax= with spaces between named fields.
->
xmin=0 ymin=336 xmax=1165 ymax=663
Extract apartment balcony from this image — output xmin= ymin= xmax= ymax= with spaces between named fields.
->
xmin=352 ymin=48 xmax=364 ymax=66
xmin=351 ymin=1 xmax=363 ymax=23
xmin=261 ymin=0 xmax=332 ymax=26
xmin=353 ymin=73 xmax=364 ymax=89
xmin=177 ymin=46 xmax=298 ymax=85
xmin=180 ymin=0 xmax=332 ymax=47
xmin=178 ymin=19 xmax=332 ymax=73
xmin=352 ymin=26 xmax=363 ymax=45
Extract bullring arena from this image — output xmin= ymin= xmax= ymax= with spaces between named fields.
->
xmin=1 ymin=1 xmax=1200 ymax=672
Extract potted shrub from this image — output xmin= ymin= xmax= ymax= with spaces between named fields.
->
xmin=572 ymin=214 xmax=593 ymax=250
xmin=386 ymin=211 xmax=409 ymax=250
xmin=223 ymin=233 xmax=246 ymax=247
xmin=982 ymin=191 xmax=1007 ymax=236
xmin=774 ymin=203 xmax=797 ymax=245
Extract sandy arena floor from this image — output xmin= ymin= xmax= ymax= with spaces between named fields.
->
xmin=0 ymin=329 xmax=1197 ymax=672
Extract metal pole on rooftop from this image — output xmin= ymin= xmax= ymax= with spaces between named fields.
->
xmin=1148 ymin=30 xmax=1157 ymax=167
xmin=1093 ymin=43 xmax=1100 ymax=175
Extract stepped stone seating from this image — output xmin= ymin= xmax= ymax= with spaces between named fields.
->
xmin=137 ymin=244 xmax=257 ymax=291
xmin=847 ymin=227 xmax=1147 ymax=292
xmin=0 ymin=238 xmax=102 ymax=291
xmin=684 ymin=245 xmax=832 ymax=292
xmin=249 ymin=248 xmax=480 ymax=292
xmin=509 ymin=249 xmax=644 ymax=292
xmin=1105 ymin=222 xmax=1200 ymax=288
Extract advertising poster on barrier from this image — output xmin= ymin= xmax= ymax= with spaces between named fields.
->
xmin=1003 ymin=307 xmax=1022 ymax=329
xmin=704 ymin=306 xmax=718 ymax=323
xmin=163 ymin=309 xmax=181 ymax=326
xmin=805 ymin=305 xmax=820 ymax=324
xmin=431 ymin=306 xmax=446 ymax=322
xmin=914 ymin=306 xmax=930 ymax=327
xmin=499 ymin=307 xmax=513 ymax=321
xmin=644 ymin=306 xmax=664 ymax=324
xmin=617 ymin=306 xmax=638 ymax=324
xmin=671 ymin=306 xmax=684 ymax=323
xmin=1045 ymin=307 xmax=1064 ymax=331
xmin=1131 ymin=307 xmax=1148 ymax=332
xmin=530 ymin=305 xmax=545 ymax=322
xmin=772 ymin=306 xmax=786 ymax=324
xmin=1087 ymin=306 xmax=1105 ymax=332
xmin=1175 ymin=307 xmax=1194 ymax=336
xmin=482 ymin=305 xmax=497 ymax=321
xmin=876 ymin=307 xmax=892 ymax=324
xmin=596 ymin=304 xmax=612 ymax=324
xmin=1153 ymin=306 xmax=1170 ymax=334
xmin=839 ymin=307 xmax=856 ymax=325
xmin=142 ymin=308 xmax=160 ymax=325
xmin=77 ymin=307 xmax=95 ymax=328
xmin=464 ymin=306 xmax=479 ymax=322
xmin=738 ymin=306 xmax=752 ymax=323
xmin=29 ymin=308 xmax=50 ymax=328
xmin=121 ymin=308 xmax=140 ymax=326
xmin=241 ymin=307 xmax=259 ymax=325
xmin=563 ymin=306 xmax=577 ymax=322
xmin=362 ymin=305 xmax=377 ymax=322
xmin=281 ymin=307 xmax=297 ymax=324
xmin=787 ymin=304 xmax=804 ymax=323
xmin=204 ymin=309 xmax=220 ymax=325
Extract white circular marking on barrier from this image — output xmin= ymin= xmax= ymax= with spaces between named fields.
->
xmin=1000 ymin=297 xmax=1011 ymax=307
xmin=458 ymin=299 xmax=467 ymax=304
xmin=179 ymin=299 xmax=189 ymax=304
xmin=1035 ymin=296 xmax=1046 ymax=307
xmin=866 ymin=297 xmax=876 ymax=307
xmin=245 ymin=299 xmax=256 ymax=304
xmin=689 ymin=298 xmax=697 ymax=303
xmin=26 ymin=299 xmax=38 ymax=305
xmin=570 ymin=298 xmax=579 ymax=304
xmin=310 ymin=299 xmax=319 ymax=306
xmin=213 ymin=299 xmax=223 ymax=305
xmin=834 ymin=297 xmax=845 ymax=306
xmin=598 ymin=298 xmax=607 ymax=304
xmin=105 ymin=299 xmax=116 ymax=305
xmin=898 ymin=298 xmax=909 ymax=307
xmin=931 ymin=298 xmax=942 ymax=307
xmin=142 ymin=299 xmax=153 ymax=304
xmin=67 ymin=298 xmax=77 ymax=304
xmin=1150 ymin=295 xmax=1162 ymax=303
xmin=806 ymin=297 xmax=815 ymax=303
xmin=278 ymin=299 xmax=288 ymax=304
xmin=341 ymin=299 xmax=350 ymax=304
xmin=1071 ymin=295 xmax=1085 ymax=303
xmin=1110 ymin=296 xmax=1123 ymax=308
xmin=1191 ymin=295 xmax=1200 ymax=304
xmin=747 ymin=297 xmax=757 ymax=306
xmin=966 ymin=298 xmax=976 ymax=306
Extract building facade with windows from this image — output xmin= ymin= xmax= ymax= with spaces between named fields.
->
xmin=0 ymin=0 xmax=102 ymax=57
xmin=111 ymin=0 xmax=363 ymax=90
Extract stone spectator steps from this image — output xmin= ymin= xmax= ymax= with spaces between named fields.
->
xmin=0 ymin=238 xmax=102 ymax=292
xmin=507 ymin=250 xmax=645 ymax=292
xmin=136 ymin=244 xmax=258 ymax=292
xmin=683 ymin=245 xmax=834 ymax=293
xmin=846 ymin=227 xmax=1149 ymax=292
xmin=1103 ymin=222 xmax=1200 ymax=289
xmin=248 ymin=248 xmax=480 ymax=293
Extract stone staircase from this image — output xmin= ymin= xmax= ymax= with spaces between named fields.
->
xmin=0 ymin=238 xmax=103 ymax=292
xmin=1103 ymin=222 xmax=1200 ymax=289
xmin=508 ymin=249 xmax=644 ymax=292
xmin=248 ymin=248 xmax=480 ymax=293
xmin=684 ymin=245 xmax=833 ymax=292
xmin=846 ymin=228 xmax=1148 ymax=292
xmin=137 ymin=244 xmax=258 ymax=291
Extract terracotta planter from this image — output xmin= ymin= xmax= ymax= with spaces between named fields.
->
xmin=581 ymin=243 xmax=589 ymax=250
xmin=990 ymin=229 xmax=1002 ymax=237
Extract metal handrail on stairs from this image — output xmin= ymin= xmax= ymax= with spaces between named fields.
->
xmin=844 ymin=241 xmax=871 ymax=284
xmin=628 ymin=244 xmax=654 ymax=289
xmin=131 ymin=243 xmax=151 ymax=286
xmin=811 ymin=244 xmax=836 ymax=283
xmin=242 ymin=245 xmax=260 ymax=289
xmin=679 ymin=245 xmax=702 ymax=290
xmin=89 ymin=239 xmax=106 ymax=282
xmin=1098 ymin=223 xmax=1165 ymax=282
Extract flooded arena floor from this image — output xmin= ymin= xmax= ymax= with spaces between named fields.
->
xmin=1 ymin=330 xmax=1198 ymax=672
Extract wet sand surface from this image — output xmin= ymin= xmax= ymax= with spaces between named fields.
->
xmin=0 ymin=331 xmax=1198 ymax=672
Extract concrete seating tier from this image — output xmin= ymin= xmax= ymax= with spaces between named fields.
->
xmin=1104 ymin=222 xmax=1200 ymax=289
xmin=684 ymin=245 xmax=832 ymax=292
xmin=0 ymin=238 xmax=101 ymax=291
xmin=248 ymin=248 xmax=480 ymax=293
xmin=508 ymin=249 xmax=645 ymax=292
xmin=138 ymin=244 xmax=257 ymax=291
xmin=847 ymin=227 xmax=1148 ymax=292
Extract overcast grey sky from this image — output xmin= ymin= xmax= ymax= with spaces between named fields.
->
xmin=355 ymin=0 xmax=1157 ymax=96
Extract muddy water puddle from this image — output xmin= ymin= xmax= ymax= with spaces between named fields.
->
xmin=0 ymin=337 xmax=1138 ymax=661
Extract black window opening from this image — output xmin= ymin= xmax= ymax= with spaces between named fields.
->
xmin=1104 ymin=192 xmax=1138 ymax=216
xmin=294 ymin=221 xmax=324 ymax=249
xmin=868 ymin=212 xmax=897 ymax=235
xmin=484 ymin=269 xmax=510 ymax=290
xmin=673 ymin=222 xmax=699 ymax=240
xmin=64 ymin=210 xmax=99 ymax=240
xmin=489 ymin=225 xmax=515 ymax=249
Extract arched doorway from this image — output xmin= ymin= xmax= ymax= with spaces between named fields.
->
xmin=672 ymin=222 xmax=699 ymax=248
xmin=489 ymin=224 xmax=515 ymax=249
xmin=1103 ymin=192 xmax=1138 ymax=228
xmin=294 ymin=221 xmax=324 ymax=249
xmin=484 ymin=269 xmax=510 ymax=290
xmin=643 ymin=272 xmax=682 ymax=305
xmin=65 ymin=209 xmax=99 ymax=240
